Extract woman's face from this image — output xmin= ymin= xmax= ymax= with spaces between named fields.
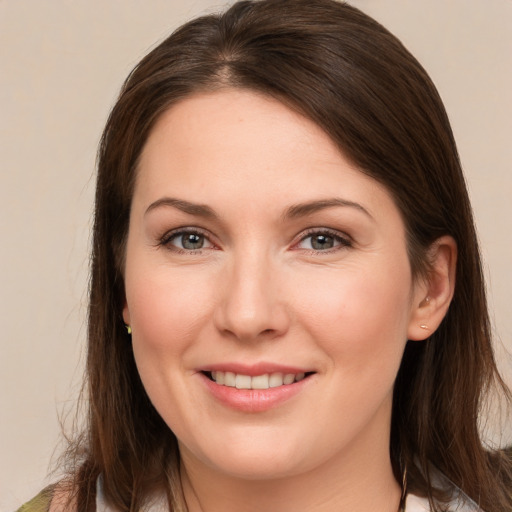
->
xmin=123 ymin=89 xmax=425 ymax=480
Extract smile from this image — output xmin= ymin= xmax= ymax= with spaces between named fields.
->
xmin=207 ymin=371 xmax=308 ymax=389
xmin=199 ymin=366 xmax=316 ymax=412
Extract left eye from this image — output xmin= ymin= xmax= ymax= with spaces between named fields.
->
xmin=297 ymin=231 xmax=349 ymax=251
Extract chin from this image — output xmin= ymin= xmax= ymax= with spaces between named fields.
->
xmin=208 ymin=454 xmax=305 ymax=481
xmin=180 ymin=431 xmax=313 ymax=481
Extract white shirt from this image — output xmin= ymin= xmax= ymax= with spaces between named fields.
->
xmin=406 ymin=491 xmax=482 ymax=511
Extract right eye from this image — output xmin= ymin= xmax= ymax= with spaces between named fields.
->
xmin=161 ymin=229 xmax=214 ymax=252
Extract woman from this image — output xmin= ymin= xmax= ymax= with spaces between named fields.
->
xmin=17 ymin=0 xmax=512 ymax=511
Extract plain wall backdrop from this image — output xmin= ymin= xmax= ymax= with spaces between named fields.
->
xmin=1 ymin=1 xmax=511 ymax=509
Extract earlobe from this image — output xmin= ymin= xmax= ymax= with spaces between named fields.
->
xmin=123 ymin=304 xmax=132 ymax=334
xmin=408 ymin=236 xmax=457 ymax=341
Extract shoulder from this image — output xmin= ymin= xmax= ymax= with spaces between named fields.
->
xmin=16 ymin=484 xmax=78 ymax=512
xmin=16 ymin=486 xmax=53 ymax=512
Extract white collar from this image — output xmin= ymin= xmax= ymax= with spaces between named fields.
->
xmin=404 ymin=494 xmax=431 ymax=511
xmin=405 ymin=491 xmax=483 ymax=512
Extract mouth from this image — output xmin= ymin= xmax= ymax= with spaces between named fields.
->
xmin=202 ymin=370 xmax=315 ymax=390
xmin=198 ymin=366 xmax=316 ymax=412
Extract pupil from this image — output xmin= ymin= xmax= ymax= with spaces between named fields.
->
xmin=182 ymin=233 xmax=203 ymax=250
xmin=312 ymin=234 xmax=334 ymax=250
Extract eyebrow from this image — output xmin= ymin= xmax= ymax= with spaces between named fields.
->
xmin=145 ymin=196 xmax=373 ymax=222
xmin=145 ymin=197 xmax=218 ymax=219
xmin=284 ymin=198 xmax=374 ymax=220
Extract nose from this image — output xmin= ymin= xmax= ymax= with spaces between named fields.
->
xmin=213 ymin=251 xmax=290 ymax=342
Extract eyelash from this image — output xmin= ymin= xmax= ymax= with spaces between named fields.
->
xmin=159 ymin=227 xmax=214 ymax=254
xmin=158 ymin=227 xmax=352 ymax=254
xmin=295 ymin=228 xmax=352 ymax=254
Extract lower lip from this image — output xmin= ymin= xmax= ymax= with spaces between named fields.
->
xmin=199 ymin=373 xmax=312 ymax=413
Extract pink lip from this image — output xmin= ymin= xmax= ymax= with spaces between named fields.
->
xmin=196 ymin=362 xmax=315 ymax=413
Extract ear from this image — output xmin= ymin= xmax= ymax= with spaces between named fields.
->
xmin=408 ymin=236 xmax=457 ymax=341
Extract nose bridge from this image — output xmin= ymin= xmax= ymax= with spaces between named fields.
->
xmin=215 ymin=244 xmax=288 ymax=341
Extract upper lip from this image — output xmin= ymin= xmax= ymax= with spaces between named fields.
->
xmin=197 ymin=362 xmax=315 ymax=376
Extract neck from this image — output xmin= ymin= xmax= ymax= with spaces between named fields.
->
xmin=179 ymin=415 xmax=401 ymax=512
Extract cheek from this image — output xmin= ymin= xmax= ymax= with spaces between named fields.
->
xmin=125 ymin=266 xmax=215 ymax=365
xmin=125 ymin=267 xmax=218 ymax=428
xmin=294 ymin=261 xmax=412 ymax=370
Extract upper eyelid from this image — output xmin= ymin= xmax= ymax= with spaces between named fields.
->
xmin=159 ymin=226 xmax=216 ymax=248
xmin=161 ymin=226 xmax=211 ymax=239
xmin=296 ymin=227 xmax=352 ymax=242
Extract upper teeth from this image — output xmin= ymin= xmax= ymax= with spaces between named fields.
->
xmin=211 ymin=371 xmax=306 ymax=390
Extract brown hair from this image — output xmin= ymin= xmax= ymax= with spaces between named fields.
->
xmin=69 ymin=1 xmax=512 ymax=510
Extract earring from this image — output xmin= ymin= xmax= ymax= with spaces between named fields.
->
xmin=125 ymin=324 xmax=132 ymax=335
xmin=420 ymin=324 xmax=429 ymax=330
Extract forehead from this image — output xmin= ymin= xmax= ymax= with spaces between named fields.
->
xmin=139 ymin=88 xmax=342 ymax=172
xmin=134 ymin=89 xmax=396 ymax=221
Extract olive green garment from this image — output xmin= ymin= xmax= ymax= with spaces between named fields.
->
xmin=16 ymin=487 xmax=53 ymax=512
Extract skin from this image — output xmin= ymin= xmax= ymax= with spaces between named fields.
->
xmin=122 ymin=89 xmax=456 ymax=512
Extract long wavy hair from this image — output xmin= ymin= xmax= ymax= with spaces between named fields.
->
xmin=68 ymin=1 xmax=512 ymax=510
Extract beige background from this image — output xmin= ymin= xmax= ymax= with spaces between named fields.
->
xmin=1 ymin=1 xmax=511 ymax=509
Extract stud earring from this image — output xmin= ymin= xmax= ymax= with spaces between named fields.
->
xmin=420 ymin=324 xmax=429 ymax=330
xmin=125 ymin=325 xmax=132 ymax=335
